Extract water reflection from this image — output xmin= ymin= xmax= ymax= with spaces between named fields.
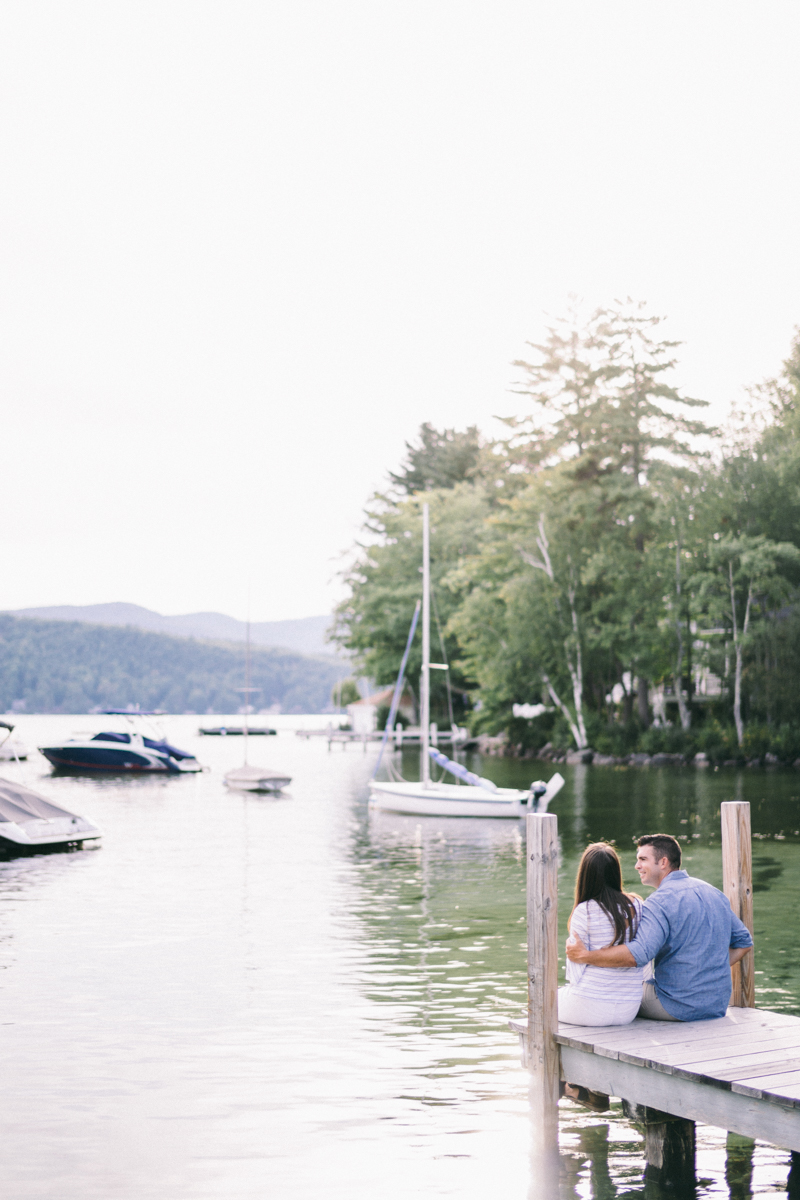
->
xmin=361 ymin=751 xmax=800 ymax=1196
xmin=0 ymin=719 xmax=797 ymax=1195
xmin=725 ymin=1134 xmax=755 ymax=1200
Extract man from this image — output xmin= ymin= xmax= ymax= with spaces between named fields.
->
xmin=566 ymin=833 xmax=753 ymax=1021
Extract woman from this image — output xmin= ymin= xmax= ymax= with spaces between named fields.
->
xmin=559 ymin=841 xmax=645 ymax=1026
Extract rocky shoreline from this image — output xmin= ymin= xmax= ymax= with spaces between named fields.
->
xmin=475 ymin=734 xmax=800 ymax=769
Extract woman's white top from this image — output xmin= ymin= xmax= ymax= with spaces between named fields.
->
xmin=566 ymin=897 xmax=645 ymax=1000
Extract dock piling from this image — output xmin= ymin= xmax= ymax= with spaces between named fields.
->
xmin=623 ymin=1101 xmax=697 ymax=1192
xmin=721 ymin=801 xmax=755 ymax=1007
xmin=526 ymin=810 xmax=559 ymax=1177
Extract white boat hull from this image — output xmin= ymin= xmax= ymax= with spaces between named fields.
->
xmin=369 ymin=780 xmax=531 ymax=818
xmin=0 ymin=740 xmax=28 ymax=761
xmin=224 ymin=765 xmax=292 ymax=793
xmin=0 ymin=816 xmax=101 ymax=848
xmin=0 ymin=776 xmax=101 ymax=853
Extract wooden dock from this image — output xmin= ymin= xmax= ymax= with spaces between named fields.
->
xmin=513 ymin=802 xmax=800 ymax=1188
xmin=295 ymin=725 xmax=474 ymax=751
xmin=510 ymin=1006 xmax=800 ymax=1151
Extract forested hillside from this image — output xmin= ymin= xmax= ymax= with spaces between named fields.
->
xmin=0 ymin=616 xmax=341 ymax=714
xmin=334 ymin=303 xmax=800 ymax=764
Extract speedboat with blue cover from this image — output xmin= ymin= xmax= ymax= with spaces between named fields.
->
xmin=39 ymin=711 xmax=202 ymax=774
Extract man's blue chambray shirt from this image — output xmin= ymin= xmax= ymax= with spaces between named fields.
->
xmin=627 ymin=870 xmax=753 ymax=1021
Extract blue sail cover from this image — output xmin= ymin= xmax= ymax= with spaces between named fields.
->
xmin=428 ymin=747 xmax=498 ymax=793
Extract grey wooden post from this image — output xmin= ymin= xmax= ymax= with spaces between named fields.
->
xmin=644 ymin=1118 xmax=695 ymax=1192
xmin=721 ymin=800 xmax=755 ymax=1007
xmin=526 ymin=811 xmax=560 ymax=1186
xmin=623 ymin=1102 xmax=696 ymax=1192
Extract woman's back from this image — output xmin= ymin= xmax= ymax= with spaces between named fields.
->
xmin=566 ymin=897 xmax=644 ymax=1000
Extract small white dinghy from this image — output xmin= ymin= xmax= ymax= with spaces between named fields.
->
xmin=0 ymin=777 xmax=101 ymax=854
xmin=368 ymin=502 xmax=566 ymax=820
xmin=224 ymin=765 xmax=292 ymax=793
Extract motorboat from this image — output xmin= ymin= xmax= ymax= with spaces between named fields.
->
xmin=39 ymin=710 xmax=203 ymax=774
xmin=368 ymin=503 xmax=565 ymax=819
xmin=223 ymin=764 xmax=292 ymax=792
xmin=0 ymin=776 xmax=101 ymax=854
xmin=199 ymin=726 xmax=276 ymax=736
xmin=0 ymin=720 xmax=28 ymax=762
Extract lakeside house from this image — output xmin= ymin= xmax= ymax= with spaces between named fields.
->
xmin=347 ymin=687 xmax=416 ymax=735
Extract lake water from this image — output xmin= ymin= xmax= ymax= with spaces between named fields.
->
xmin=0 ymin=715 xmax=798 ymax=1198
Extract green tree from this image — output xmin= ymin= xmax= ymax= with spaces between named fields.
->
xmin=497 ymin=302 xmax=714 ymax=731
xmin=389 ymin=423 xmax=483 ymax=494
xmin=450 ymin=468 xmax=595 ymax=747
xmin=695 ymin=535 xmax=800 ymax=746
xmin=332 ymin=484 xmax=490 ymax=724
xmin=331 ymin=678 xmax=361 ymax=708
xmin=336 ymin=307 xmax=800 ymax=759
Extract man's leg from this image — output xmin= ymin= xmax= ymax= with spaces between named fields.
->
xmin=638 ymin=980 xmax=680 ymax=1022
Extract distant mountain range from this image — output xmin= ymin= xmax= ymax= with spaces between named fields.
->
xmin=0 ymin=614 xmax=344 ymax=714
xmin=7 ymin=603 xmax=339 ymax=659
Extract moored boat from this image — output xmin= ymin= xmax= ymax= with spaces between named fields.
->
xmin=368 ymin=503 xmax=565 ymax=819
xmin=222 ymin=619 xmax=291 ymax=793
xmin=0 ymin=777 xmax=101 ymax=854
xmin=368 ymin=778 xmax=558 ymax=818
xmin=40 ymin=711 xmax=202 ymax=774
xmin=223 ymin=764 xmax=292 ymax=792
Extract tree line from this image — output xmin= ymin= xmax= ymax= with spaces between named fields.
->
xmin=333 ymin=302 xmax=800 ymax=763
xmin=0 ymin=615 xmax=342 ymax=714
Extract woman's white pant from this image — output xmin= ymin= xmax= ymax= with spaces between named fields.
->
xmin=557 ymin=985 xmax=640 ymax=1027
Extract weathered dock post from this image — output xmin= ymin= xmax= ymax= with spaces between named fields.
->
xmin=635 ymin=801 xmax=756 ymax=1191
xmin=526 ymin=811 xmax=560 ymax=1189
xmin=722 ymin=801 xmax=758 ymax=1191
xmin=721 ymin=800 xmax=755 ymax=1008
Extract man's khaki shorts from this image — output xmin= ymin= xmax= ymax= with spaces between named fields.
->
xmin=638 ymin=980 xmax=680 ymax=1022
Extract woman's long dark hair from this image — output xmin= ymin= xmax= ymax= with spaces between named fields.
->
xmin=571 ymin=842 xmax=639 ymax=946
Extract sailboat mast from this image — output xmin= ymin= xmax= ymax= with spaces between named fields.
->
xmin=421 ymin=502 xmax=430 ymax=787
xmin=244 ymin=615 xmax=250 ymax=766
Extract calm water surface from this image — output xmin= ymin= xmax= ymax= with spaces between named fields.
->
xmin=1 ymin=716 xmax=799 ymax=1198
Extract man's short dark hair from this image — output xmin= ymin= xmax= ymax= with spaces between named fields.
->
xmin=637 ymin=834 xmax=681 ymax=870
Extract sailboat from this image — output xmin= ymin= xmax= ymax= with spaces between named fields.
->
xmin=369 ymin=503 xmax=565 ymax=818
xmin=224 ymin=617 xmax=291 ymax=794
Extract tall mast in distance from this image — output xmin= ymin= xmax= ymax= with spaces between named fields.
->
xmin=243 ymin=613 xmax=250 ymax=766
xmin=421 ymin=502 xmax=430 ymax=787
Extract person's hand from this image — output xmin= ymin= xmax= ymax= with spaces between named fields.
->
xmin=566 ymin=933 xmax=588 ymax=963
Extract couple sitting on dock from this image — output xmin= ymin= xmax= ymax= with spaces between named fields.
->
xmin=560 ymin=835 xmax=753 ymax=1026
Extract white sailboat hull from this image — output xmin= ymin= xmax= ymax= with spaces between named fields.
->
xmin=369 ymin=779 xmax=531 ymax=818
xmin=224 ymin=765 xmax=292 ymax=792
xmin=369 ymin=503 xmax=566 ymax=820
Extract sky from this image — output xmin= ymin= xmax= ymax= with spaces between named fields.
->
xmin=0 ymin=2 xmax=798 ymax=622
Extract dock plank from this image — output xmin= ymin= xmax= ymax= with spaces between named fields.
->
xmin=558 ymin=1009 xmax=796 ymax=1050
xmin=731 ymin=1069 xmax=800 ymax=1090
xmin=715 ymin=1060 xmax=800 ymax=1082
xmin=612 ymin=1028 xmax=800 ymax=1066
xmin=660 ymin=1033 xmax=800 ymax=1068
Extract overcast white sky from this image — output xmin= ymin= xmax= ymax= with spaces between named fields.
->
xmin=0 ymin=2 xmax=798 ymax=622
